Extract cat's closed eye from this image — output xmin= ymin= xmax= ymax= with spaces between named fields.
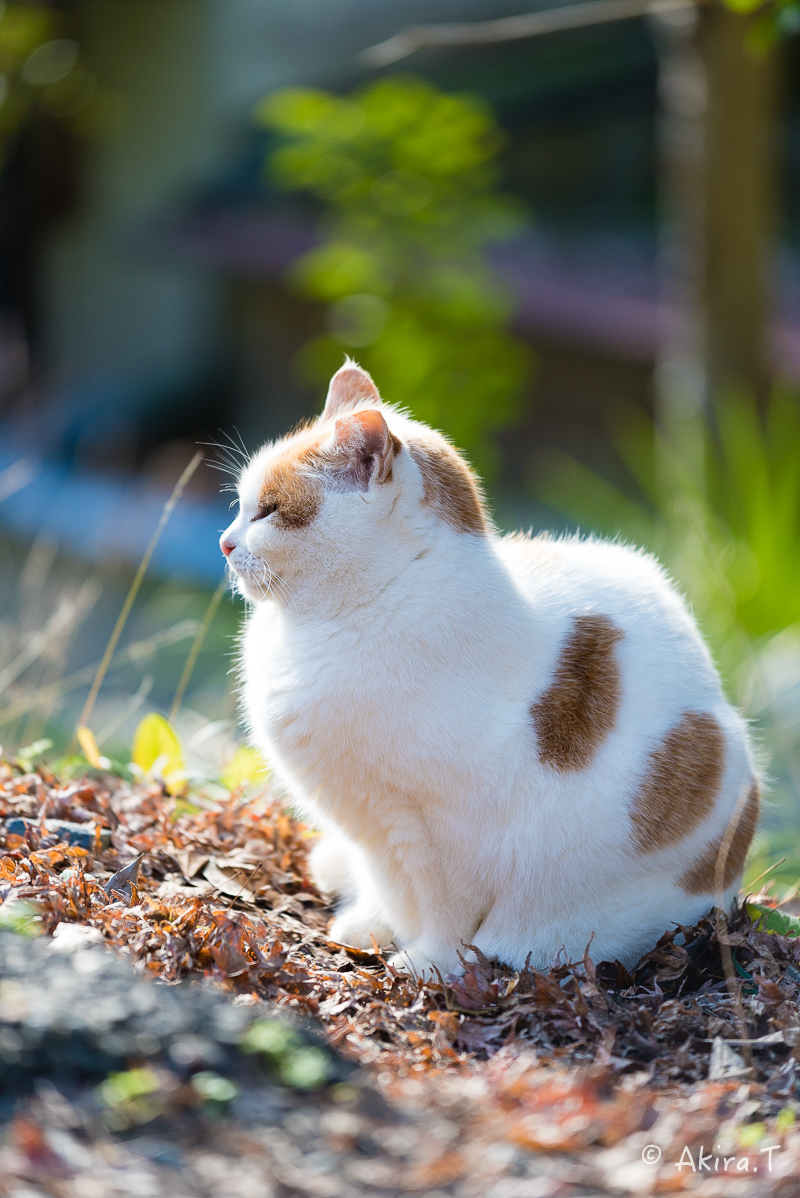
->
xmin=252 ymin=502 xmax=278 ymax=522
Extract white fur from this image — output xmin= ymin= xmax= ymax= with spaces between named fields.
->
xmin=221 ymin=376 xmax=756 ymax=977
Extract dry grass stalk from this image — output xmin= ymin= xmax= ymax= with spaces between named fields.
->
xmin=76 ymin=451 xmax=203 ymax=732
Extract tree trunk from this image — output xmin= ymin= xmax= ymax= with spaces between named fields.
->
xmin=653 ymin=2 xmax=776 ymax=435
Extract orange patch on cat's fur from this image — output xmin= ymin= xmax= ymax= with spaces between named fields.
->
xmin=407 ymin=435 xmax=487 ymax=535
xmin=531 ymin=614 xmax=624 ymax=771
xmin=631 ymin=712 xmax=725 ymax=853
xmin=259 ymin=429 xmax=325 ymax=529
xmin=678 ymin=780 xmax=760 ymax=894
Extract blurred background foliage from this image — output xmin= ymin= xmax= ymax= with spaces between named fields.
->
xmin=259 ymin=77 xmax=530 ymax=475
xmin=0 ymin=3 xmax=108 ymax=151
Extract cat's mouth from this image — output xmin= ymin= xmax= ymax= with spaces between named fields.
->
xmin=227 ymin=558 xmax=268 ymax=599
xmin=226 ymin=554 xmax=272 ymax=600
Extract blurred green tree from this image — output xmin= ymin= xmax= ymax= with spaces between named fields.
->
xmin=722 ymin=0 xmax=800 ymax=44
xmin=257 ymin=76 xmax=531 ymax=477
xmin=0 ymin=4 xmax=105 ymax=158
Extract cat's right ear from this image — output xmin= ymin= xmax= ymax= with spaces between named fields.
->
xmin=333 ymin=408 xmax=396 ymax=487
xmin=322 ymin=359 xmax=381 ymax=419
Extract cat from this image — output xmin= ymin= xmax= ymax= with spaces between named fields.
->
xmin=220 ymin=360 xmax=760 ymax=977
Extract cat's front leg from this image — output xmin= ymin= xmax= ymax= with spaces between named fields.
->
xmin=308 ymin=828 xmax=357 ymax=900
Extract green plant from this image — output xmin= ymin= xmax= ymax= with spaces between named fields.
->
xmin=258 ymin=76 xmax=531 ymax=477
xmin=97 ymin=1067 xmax=163 ymax=1129
xmin=239 ymin=1018 xmax=332 ymax=1090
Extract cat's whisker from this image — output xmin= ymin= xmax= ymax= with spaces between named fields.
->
xmin=229 ymin=425 xmax=251 ymax=465
xmin=205 ymin=459 xmax=239 ymax=475
xmin=200 ymin=432 xmax=247 ymax=461
xmin=200 ymin=437 xmax=249 ymax=483
xmin=270 ymin=570 xmax=296 ymax=613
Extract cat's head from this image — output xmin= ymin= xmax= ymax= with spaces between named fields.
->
xmin=219 ymin=361 xmax=488 ymax=604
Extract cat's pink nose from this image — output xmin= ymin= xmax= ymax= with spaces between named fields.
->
xmin=220 ymin=536 xmax=235 ymax=558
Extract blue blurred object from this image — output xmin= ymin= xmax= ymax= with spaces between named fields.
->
xmin=0 ymin=434 xmax=228 ymax=584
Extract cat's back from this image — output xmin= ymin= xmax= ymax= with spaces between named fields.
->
xmin=497 ymin=530 xmax=735 ymax=753
xmin=499 ymin=531 xmax=689 ymax=623
xmin=498 ymin=531 xmax=712 ymax=677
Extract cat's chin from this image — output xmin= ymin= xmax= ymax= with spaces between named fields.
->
xmin=229 ymin=566 xmax=271 ymax=602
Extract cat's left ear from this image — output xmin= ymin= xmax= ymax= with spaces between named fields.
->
xmin=323 ymin=360 xmax=381 ymax=419
xmin=333 ymin=409 xmax=397 ymax=487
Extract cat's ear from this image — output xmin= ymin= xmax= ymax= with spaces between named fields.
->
xmin=322 ymin=359 xmax=381 ymax=419
xmin=333 ymin=408 xmax=396 ymax=487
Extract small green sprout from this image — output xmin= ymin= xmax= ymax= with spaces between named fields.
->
xmin=239 ymin=1018 xmax=333 ymax=1090
xmin=191 ymin=1071 xmax=239 ymax=1106
xmin=776 ymin=1108 xmax=796 ymax=1135
xmin=738 ymin=1122 xmax=766 ymax=1148
xmin=99 ymin=1066 xmax=160 ymax=1107
xmin=15 ymin=739 xmax=53 ymax=771
xmin=0 ymin=900 xmax=42 ymax=938
xmin=278 ymin=1045 xmax=330 ymax=1090
xmin=97 ymin=1067 xmax=163 ymax=1129
xmin=239 ymin=1018 xmax=295 ymax=1057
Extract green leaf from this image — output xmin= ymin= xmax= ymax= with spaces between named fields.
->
xmin=278 ymin=1045 xmax=331 ymax=1090
xmin=777 ymin=1107 xmax=796 ymax=1134
xmin=259 ymin=75 xmax=530 ymax=477
xmin=746 ymin=901 xmax=800 ymax=936
xmin=238 ymin=1019 xmax=332 ymax=1089
xmin=738 ymin=1122 xmax=766 ymax=1148
xmin=239 ymin=1018 xmax=295 ymax=1058
xmin=131 ymin=713 xmax=185 ymax=795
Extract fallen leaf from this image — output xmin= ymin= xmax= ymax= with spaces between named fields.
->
xmin=104 ymin=854 xmax=145 ymax=903
xmin=175 ymin=849 xmax=210 ymax=880
xmin=203 ymin=858 xmax=258 ymax=903
xmin=76 ymin=726 xmax=111 ymax=770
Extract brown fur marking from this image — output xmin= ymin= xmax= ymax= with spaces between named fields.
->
xmin=679 ymin=781 xmax=761 ymax=894
xmin=531 ymin=614 xmax=624 ymax=771
xmin=631 ymin=712 xmax=725 ymax=854
xmin=258 ymin=430 xmax=324 ymax=529
xmin=407 ymin=436 xmax=487 ymax=535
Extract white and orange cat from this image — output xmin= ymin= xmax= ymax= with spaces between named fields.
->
xmin=220 ymin=361 xmax=759 ymax=977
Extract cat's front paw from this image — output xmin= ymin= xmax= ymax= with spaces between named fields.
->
xmin=328 ymin=908 xmax=394 ymax=952
xmin=389 ymin=944 xmax=462 ymax=981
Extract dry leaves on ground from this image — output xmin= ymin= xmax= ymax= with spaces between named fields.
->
xmin=3 ymin=757 xmax=800 ymax=1194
